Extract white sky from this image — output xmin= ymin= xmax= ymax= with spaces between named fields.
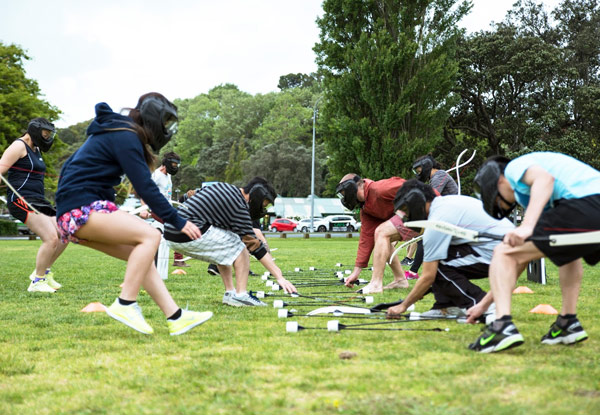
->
xmin=1 ymin=0 xmax=560 ymax=127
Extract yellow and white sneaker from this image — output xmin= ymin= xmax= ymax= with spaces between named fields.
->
xmin=27 ymin=279 xmax=56 ymax=293
xmin=168 ymin=310 xmax=213 ymax=336
xmin=29 ymin=270 xmax=62 ymax=290
xmin=105 ymin=298 xmax=154 ymax=334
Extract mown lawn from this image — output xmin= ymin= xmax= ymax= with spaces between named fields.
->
xmin=0 ymin=237 xmax=599 ymax=415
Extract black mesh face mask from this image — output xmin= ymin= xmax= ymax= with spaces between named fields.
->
xmin=139 ymin=97 xmax=178 ymax=152
xmin=27 ymin=118 xmax=56 ymax=152
xmin=248 ymin=184 xmax=275 ymax=220
xmin=393 ymin=188 xmax=427 ymax=222
xmin=163 ymin=157 xmax=181 ymax=175
xmin=474 ymin=157 xmax=516 ymax=219
xmin=412 ymin=157 xmax=433 ymax=183
xmin=335 ymin=176 xmax=362 ymax=210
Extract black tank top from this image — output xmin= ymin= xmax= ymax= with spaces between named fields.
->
xmin=6 ymin=139 xmax=46 ymax=202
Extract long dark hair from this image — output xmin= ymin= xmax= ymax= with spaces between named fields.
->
xmin=125 ymin=92 xmax=172 ymax=167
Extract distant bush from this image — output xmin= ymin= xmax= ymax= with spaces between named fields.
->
xmin=0 ymin=220 xmax=17 ymax=235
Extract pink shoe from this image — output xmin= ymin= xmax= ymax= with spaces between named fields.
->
xmin=405 ymin=270 xmax=419 ymax=280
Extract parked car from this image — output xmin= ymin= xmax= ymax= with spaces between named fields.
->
xmin=295 ymin=217 xmax=328 ymax=233
xmin=323 ymin=215 xmax=358 ymax=232
xmin=269 ymin=218 xmax=298 ymax=232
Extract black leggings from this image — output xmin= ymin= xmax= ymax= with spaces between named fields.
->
xmin=410 ymin=240 xmax=424 ymax=273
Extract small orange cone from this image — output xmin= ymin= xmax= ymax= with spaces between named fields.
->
xmin=172 ymin=269 xmax=187 ymax=275
xmin=81 ymin=302 xmax=107 ymax=312
xmin=513 ymin=286 xmax=534 ymax=294
xmin=529 ymin=304 xmax=558 ymax=315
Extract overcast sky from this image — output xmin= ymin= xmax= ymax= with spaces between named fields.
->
xmin=1 ymin=0 xmax=560 ymax=127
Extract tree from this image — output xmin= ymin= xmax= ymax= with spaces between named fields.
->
xmin=277 ymin=72 xmax=321 ymax=90
xmin=241 ymin=142 xmax=328 ymax=197
xmin=447 ymin=0 xmax=600 ymax=169
xmin=0 ymin=42 xmax=60 ymax=152
xmin=314 ymin=0 xmax=471 ymax=182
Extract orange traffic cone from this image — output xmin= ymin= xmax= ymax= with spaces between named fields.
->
xmin=513 ymin=286 xmax=534 ymax=294
xmin=81 ymin=302 xmax=107 ymax=312
xmin=172 ymin=269 xmax=187 ymax=275
xmin=529 ymin=304 xmax=558 ymax=314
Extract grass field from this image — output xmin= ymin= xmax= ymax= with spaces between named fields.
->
xmin=1 ymin=237 xmax=599 ymax=415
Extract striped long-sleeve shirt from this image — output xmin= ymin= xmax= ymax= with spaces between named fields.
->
xmin=164 ymin=182 xmax=267 ymax=259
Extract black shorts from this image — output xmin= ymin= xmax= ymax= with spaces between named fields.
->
xmin=431 ymin=244 xmax=489 ymax=309
xmin=532 ymin=195 xmax=600 ymax=266
xmin=7 ymin=197 xmax=56 ymax=223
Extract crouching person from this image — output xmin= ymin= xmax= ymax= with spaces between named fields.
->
xmin=386 ymin=179 xmax=513 ymax=320
xmin=164 ymin=177 xmax=297 ymax=306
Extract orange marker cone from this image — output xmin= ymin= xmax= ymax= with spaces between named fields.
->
xmin=529 ymin=304 xmax=558 ymax=315
xmin=513 ymin=286 xmax=534 ymax=294
xmin=81 ymin=302 xmax=107 ymax=312
xmin=172 ymin=269 xmax=187 ymax=275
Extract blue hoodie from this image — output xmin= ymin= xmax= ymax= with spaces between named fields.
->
xmin=55 ymin=102 xmax=186 ymax=230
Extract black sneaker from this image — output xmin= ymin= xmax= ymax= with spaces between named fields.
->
xmin=207 ymin=264 xmax=220 ymax=276
xmin=400 ymin=257 xmax=414 ymax=267
xmin=541 ymin=317 xmax=588 ymax=345
xmin=468 ymin=320 xmax=524 ymax=353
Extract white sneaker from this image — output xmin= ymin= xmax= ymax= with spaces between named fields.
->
xmin=230 ymin=292 xmax=267 ymax=307
xmin=27 ymin=279 xmax=56 ymax=293
xmin=222 ymin=292 xmax=237 ymax=306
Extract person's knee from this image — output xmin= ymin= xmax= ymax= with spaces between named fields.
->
xmin=374 ymin=224 xmax=393 ymax=244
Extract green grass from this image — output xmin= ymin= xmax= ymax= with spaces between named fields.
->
xmin=1 ymin=238 xmax=599 ymax=415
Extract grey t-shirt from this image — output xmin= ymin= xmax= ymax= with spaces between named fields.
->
xmin=423 ymin=195 xmax=515 ymax=266
xmin=430 ymin=170 xmax=458 ymax=196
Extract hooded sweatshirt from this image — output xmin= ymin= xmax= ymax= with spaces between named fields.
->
xmin=55 ymin=102 xmax=186 ymax=230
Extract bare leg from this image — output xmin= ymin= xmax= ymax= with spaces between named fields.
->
xmin=80 ymin=237 xmax=178 ymax=316
xmin=76 ymin=210 xmax=167 ymax=306
xmin=231 ymin=248 xmax=250 ymax=292
xmin=489 ymin=242 xmax=544 ymax=319
xmin=558 ymin=259 xmax=583 ymax=315
xmin=25 ymin=213 xmax=68 ymax=276
xmin=406 ymin=243 xmax=417 ymax=259
xmin=217 ymin=264 xmax=235 ymax=291
xmin=363 ymin=221 xmax=404 ymax=293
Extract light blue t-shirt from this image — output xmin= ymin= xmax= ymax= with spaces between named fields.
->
xmin=423 ymin=195 xmax=515 ymax=266
xmin=505 ymin=152 xmax=600 ymax=210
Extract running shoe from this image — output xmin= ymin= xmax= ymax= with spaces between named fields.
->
xmin=44 ymin=271 xmax=62 ymax=290
xmin=469 ymin=320 xmax=524 ymax=353
xmin=207 ymin=264 xmax=220 ymax=276
xmin=27 ymin=278 xmax=56 ymax=293
xmin=168 ymin=310 xmax=213 ymax=336
xmin=405 ymin=270 xmax=419 ymax=280
xmin=420 ymin=307 xmax=466 ymax=318
xmin=230 ymin=292 xmax=267 ymax=307
xmin=400 ymin=257 xmax=414 ymax=266
xmin=541 ymin=317 xmax=588 ymax=345
xmin=105 ymin=299 xmax=153 ymax=334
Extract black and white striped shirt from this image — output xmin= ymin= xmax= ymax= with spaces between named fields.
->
xmin=164 ymin=182 xmax=267 ymax=259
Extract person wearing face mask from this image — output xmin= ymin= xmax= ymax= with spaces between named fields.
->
xmin=0 ymin=118 xmax=69 ymax=292
xmin=401 ymin=155 xmax=460 ymax=280
xmin=55 ymin=93 xmax=212 ymax=336
xmin=164 ymin=177 xmax=297 ymax=305
xmin=385 ymin=179 xmax=511 ymax=321
xmin=467 ymin=153 xmax=600 ymax=353
xmin=336 ymin=173 xmax=419 ymax=294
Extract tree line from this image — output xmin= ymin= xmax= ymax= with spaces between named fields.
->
xmin=2 ymin=0 xmax=599 ymax=202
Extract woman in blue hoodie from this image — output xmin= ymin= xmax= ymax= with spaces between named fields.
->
xmin=56 ymin=92 xmax=212 ymax=335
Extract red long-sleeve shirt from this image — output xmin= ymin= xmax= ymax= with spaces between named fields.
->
xmin=355 ymin=177 xmax=417 ymax=268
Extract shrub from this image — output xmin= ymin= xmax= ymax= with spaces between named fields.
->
xmin=0 ymin=220 xmax=18 ymax=235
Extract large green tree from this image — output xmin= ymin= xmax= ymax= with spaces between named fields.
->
xmin=314 ymin=0 xmax=471 ymax=182
xmin=447 ymin=0 xmax=600 ymax=169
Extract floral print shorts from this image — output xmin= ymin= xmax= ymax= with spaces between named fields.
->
xmin=57 ymin=200 xmax=118 ymax=244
